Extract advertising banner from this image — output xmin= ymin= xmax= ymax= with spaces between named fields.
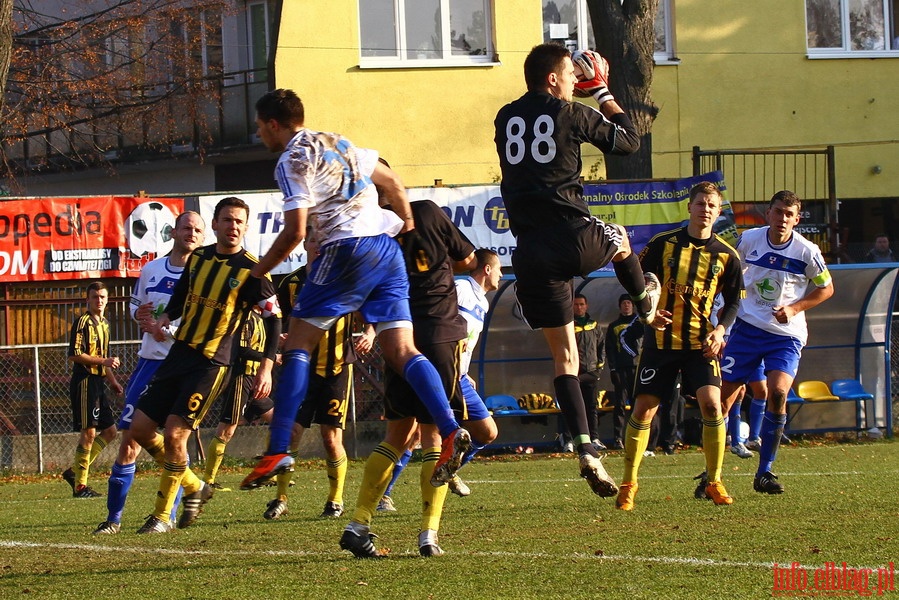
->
xmin=197 ymin=192 xmax=306 ymax=276
xmin=194 ymin=171 xmax=734 ymax=273
xmin=0 ymin=196 xmax=184 ymax=282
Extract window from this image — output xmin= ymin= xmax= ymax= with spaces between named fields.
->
xmin=358 ymin=0 xmax=495 ymax=66
xmin=248 ymin=1 xmax=276 ymax=80
xmin=806 ymin=0 xmax=899 ymax=54
xmin=542 ymin=0 xmax=676 ymax=63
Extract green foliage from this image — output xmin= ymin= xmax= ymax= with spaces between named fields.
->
xmin=0 ymin=440 xmax=896 ymax=599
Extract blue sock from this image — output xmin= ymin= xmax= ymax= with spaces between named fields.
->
xmin=384 ymin=449 xmax=413 ymax=496
xmin=727 ymin=401 xmax=742 ymax=444
xmin=268 ymin=349 xmax=310 ymax=454
xmin=403 ymin=355 xmax=458 ymax=437
xmin=106 ymin=461 xmax=136 ymax=524
xmin=757 ymin=411 xmax=786 ymax=476
xmin=171 ymin=486 xmax=184 ymax=523
xmin=460 ymin=438 xmax=487 ymax=469
xmin=749 ymin=397 xmax=765 ymax=440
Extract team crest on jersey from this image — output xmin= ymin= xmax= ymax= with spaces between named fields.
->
xmin=228 ymin=278 xmax=240 ymax=289
xmin=711 ymin=264 xmax=722 ymax=275
xmin=755 ymin=278 xmax=779 ymax=302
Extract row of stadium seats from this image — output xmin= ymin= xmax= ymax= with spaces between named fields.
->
xmin=786 ymin=379 xmax=874 ymax=433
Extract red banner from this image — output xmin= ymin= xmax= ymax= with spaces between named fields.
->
xmin=0 ymin=196 xmax=184 ymax=282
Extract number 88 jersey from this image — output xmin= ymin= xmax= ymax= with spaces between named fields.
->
xmin=494 ymin=90 xmax=638 ymax=237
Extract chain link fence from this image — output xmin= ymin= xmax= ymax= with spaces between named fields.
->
xmin=0 ymin=340 xmax=389 ymax=473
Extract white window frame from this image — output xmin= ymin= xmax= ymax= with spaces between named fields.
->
xmin=806 ymin=0 xmax=899 ymax=58
xmin=542 ymin=0 xmax=677 ymax=65
xmin=246 ymin=0 xmax=272 ymax=80
xmin=358 ymin=0 xmax=498 ymax=68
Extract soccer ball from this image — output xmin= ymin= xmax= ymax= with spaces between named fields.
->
xmin=125 ymin=201 xmax=176 ymax=258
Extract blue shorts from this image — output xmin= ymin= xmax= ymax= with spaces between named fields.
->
xmin=293 ymin=234 xmax=411 ymax=325
xmin=459 ymin=374 xmax=490 ymax=422
xmin=119 ymin=357 xmax=163 ymax=430
xmin=720 ymin=319 xmax=803 ymax=383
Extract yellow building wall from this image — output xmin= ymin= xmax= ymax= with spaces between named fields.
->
xmin=275 ymin=1 xmax=899 ymax=200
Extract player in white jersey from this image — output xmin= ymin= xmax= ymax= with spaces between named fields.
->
xmin=447 ymin=249 xmax=503 ymax=494
xmin=242 ymin=91 xmax=471 ymax=557
xmin=719 ymin=191 xmax=833 ymax=495
xmin=91 ymin=211 xmax=205 ymax=534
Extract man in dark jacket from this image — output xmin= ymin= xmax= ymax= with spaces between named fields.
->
xmin=605 ymin=294 xmax=638 ymax=449
xmin=573 ymin=294 xmax=605 ymax=449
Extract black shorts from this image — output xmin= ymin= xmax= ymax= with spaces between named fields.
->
xmin=136 ymin=345 xmax=231 ymax=430
xmin=219 ymin=372 xmax=255 ymax=425
xmin=633 ymin=347 xmax=720 ymax=400
xmin=295 ymin=367 xmax=351 ymax=429
xmin=242 ymin=396 xmax=274 ymax=423
xmin=384 ymin=340 xmax=464 ymax=423
xmin=70 ymin=374 xmax=116 ymax=432
xmin=513 ymin=217 xmax=621 ymax=329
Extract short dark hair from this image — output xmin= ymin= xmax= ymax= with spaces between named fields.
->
xmin=474 ymin=248 xmax=500 ymax=270
xmin=524 ymin=43 xmax=570 ymax=91
xmin=769 ymin=190 xmax=801 ymax=210
xmin=86 ymin=281 xmax=107 ymax=296
xmin=574 ymin=293 xmax=588 ymax=302
xmin=255 ymin=88 xmax=305 ymax=128
xmin=214 ymin=196 xmax=250 ymax=221
xmin=689 ymin=181 xmax=722 ymax=202
xmin=618 ymin=293 xmax=631 ymax=306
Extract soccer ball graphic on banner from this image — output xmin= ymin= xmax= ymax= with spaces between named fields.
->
xmin=125 ymin=201 xmax=176 ymax=257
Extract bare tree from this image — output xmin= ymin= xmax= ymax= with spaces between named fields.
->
xmin=2 ymin=0 xmax=235 ymax=188
xmin=0 ymin=0 xmax=12 ymax=105
xmin=586 ymin=0 xmax=659 ymax=179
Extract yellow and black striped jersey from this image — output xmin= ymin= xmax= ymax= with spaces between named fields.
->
xmin=278 ymin=266 xmax=355 ymax=378
xmin=638 ymin=226 xmax=744 ymax=351
xmin=237 ymin=310 xmax=266 ymax=377
xmin=68 ymin=312 xmax=110 ymax=377
xmin=165 ymin=244 xmax=280 ymax=366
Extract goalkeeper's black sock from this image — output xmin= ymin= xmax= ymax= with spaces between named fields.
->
xmin=613 ymin=253 xmax=651 ymax=316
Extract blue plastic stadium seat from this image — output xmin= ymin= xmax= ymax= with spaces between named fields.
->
xmin=830 ymin=379 xmax=874 ymax=401
xmin=483 ymin=394 xmax=529 ymax=416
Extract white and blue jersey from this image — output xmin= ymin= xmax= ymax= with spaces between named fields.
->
xmin=274 ymin=129 xmax=402 ymax=245
xmin=129 ymin=256 xmax=184 ymax=359
xmin=454 ymin=275 xmax=488 ymax=374
xmin=735 ymin=226 xmax=831 ymax=345
xmin=120 ymin=256 xmax=184 ymax=429
xmin=720 ymin=226 xmax=830 ymax=384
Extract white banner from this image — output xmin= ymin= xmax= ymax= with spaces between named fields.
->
xmin=198 ymin=192 xmax=307 ymax=275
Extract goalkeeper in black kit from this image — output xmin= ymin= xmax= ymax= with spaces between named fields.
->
xmin=494 ymin=43 xmax=658 ymax=499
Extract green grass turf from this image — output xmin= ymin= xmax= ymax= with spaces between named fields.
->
xmin=1 ymin=439 xmax=897 ymax=599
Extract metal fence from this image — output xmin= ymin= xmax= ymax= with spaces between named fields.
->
xmin=0 ymin=340 xmax=389 ymax=473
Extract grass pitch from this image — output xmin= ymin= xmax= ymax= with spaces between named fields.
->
xmin=1 ymin=439 xmax=897 ymax=599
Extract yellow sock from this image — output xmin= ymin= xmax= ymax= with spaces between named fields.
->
xmin=622 ymin=416 xmax=652 ymax=484
xmin=351 ymin=443 xmax=400 ymax=527
xmin=181 ymin=464 xmax=203 ymax=496
xmin=703 ymin=416 xmax=726 ymax=483
xmin=327 ymin=454 xmax=347 ymax=504
xmin=154 ymin=461 xmax=187 ymax=521
xmin=88 ymin=437 xmax=108 ymax=465
xmin=74 ymin=445 xmax=90 ymax=488
xmin=145 ymin=434 xmax=166 ymax=467
xmin=203 ymin=436 xmax=227 ymax=484
xmin=419 ymin=446 xmax=448 ymax=533
xmin=275 ymin=451 xmax=298 ymax=501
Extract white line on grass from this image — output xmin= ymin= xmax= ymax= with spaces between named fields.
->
xmin=0 ymin=540 xmax=885 ymax=573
